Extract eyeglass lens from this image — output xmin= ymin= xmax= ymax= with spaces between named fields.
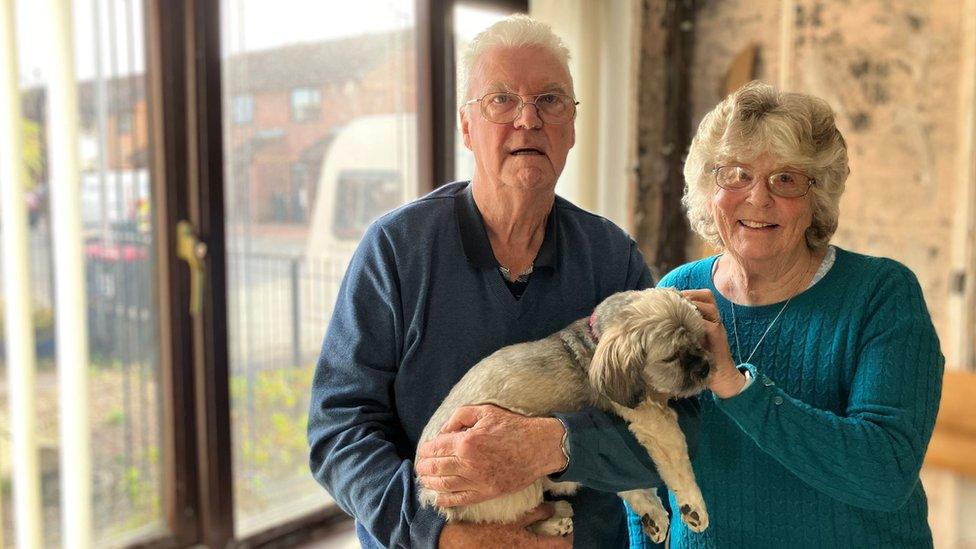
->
xmin=715 ymin=166 xmax=811 ymax=197
xmin=481 ymin=93 xmax=575 ymax=124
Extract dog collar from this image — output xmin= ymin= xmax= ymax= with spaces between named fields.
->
xmin=587 ymin=312 xmax=600 ymax=344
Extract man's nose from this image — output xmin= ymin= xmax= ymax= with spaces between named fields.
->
xmin=513 ymin=101 xmax=543 ymax=129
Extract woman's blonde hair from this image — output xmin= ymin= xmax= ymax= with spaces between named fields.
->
xmin=683 ymin=81 xmax=849 ymax=250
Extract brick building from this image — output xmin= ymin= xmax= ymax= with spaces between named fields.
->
xmin=20 ymin=29 xmax=416 ymax=228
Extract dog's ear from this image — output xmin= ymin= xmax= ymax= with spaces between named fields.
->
xmin=589 ymin=324 xmax=647 ymax=408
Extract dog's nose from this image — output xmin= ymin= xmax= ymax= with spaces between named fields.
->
xmin=680 ymin=348 xmax=711 ymax=380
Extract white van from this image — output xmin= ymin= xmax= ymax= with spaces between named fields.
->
xmin=305 ymin=112 xmax=419 ymax=264
xmin=302 ymin=113 xmax=419 ymax=330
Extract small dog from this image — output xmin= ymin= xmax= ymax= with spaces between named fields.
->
xmin=416 ymin=288 xmax=712 ymax=542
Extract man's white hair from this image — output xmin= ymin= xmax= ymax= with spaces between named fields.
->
xmin=460 ymin=14 xmax=572 ymax=100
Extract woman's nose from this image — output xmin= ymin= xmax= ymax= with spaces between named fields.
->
xmin=745 ymin=176 xmax=774 ymax=206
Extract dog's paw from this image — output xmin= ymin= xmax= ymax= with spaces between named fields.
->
xmin=640 ymin=512 xmax=669 ymax=544
xmin=529 ymin=500 xmax=574 ymax=537
xmin=678 ymin=502 xmax=709 ymax=532
xmin=530 ymin=516 xmax=574 ymax=537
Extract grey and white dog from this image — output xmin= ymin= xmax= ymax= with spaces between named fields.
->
xmin=416 ymin=287 xmax=712 ymax=542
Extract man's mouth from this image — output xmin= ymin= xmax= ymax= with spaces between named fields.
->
xmin=738 ymin=219 xmax=778 ymax=229
xmin=510 ymin=147 xmax=545 ymax=156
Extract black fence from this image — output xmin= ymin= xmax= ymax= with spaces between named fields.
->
xmin=12 ymin=224 xmax=342 ymax=373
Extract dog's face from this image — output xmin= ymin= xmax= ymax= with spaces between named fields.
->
xmin=588 ymin=288 xmax=712 ymax=407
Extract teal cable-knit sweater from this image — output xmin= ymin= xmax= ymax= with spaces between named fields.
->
xmin=630 ymin=247 xmax=944 ymax=548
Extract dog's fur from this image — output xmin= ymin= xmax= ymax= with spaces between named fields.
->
xmin=416 ymin=288 xmax=713 ymax=541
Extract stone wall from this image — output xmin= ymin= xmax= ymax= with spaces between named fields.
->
xmin=685 ymin=0 xmax=975 ymax=361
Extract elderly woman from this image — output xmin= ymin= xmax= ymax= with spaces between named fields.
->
xmin=629 ymin=81 xmax=944 ymax=547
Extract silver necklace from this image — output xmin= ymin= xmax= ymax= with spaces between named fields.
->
xmin=728 ymin=256 xmax=813 ymax=365
xmin=731 ymin=297 xmax=792 ymax=365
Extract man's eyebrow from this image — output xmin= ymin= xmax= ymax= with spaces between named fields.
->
xmin=540 ymin=82 xmax=570 ymax=94
xmin=481 ymin=81 xmax=572 ymax=94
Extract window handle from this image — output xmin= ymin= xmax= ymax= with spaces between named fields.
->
xmin=176 ymin=221 xmax=208 ymax=316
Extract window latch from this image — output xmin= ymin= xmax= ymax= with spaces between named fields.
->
xmin=176 ymin=221 xmax=207 ymax=316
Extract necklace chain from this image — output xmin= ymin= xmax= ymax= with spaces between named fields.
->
xmin=728 ymin=254 xmax=815 ymax=365
xmin=731 ymin=297 xmax=792 ymax=365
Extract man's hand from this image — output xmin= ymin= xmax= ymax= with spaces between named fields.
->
xmin=438 ymin=503 xmax=573 ymax=549
xmin=416 ymin=404 xmax=567 ymax=507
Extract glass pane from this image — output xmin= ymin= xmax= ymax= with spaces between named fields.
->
xmin=219 ymin=0 xmax=418 ymax=536
xmin=1 ymin=0 xmax=163 ymax=546
xmin=453 ymin=3 xmax=513 ymax=182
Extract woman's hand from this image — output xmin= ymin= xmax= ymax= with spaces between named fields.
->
xmin=416 ymin=404 xmax=567 ymax=507
xmin=679 ymin=289 xmax=745 ymax=399
xmin=438 ymin=503 xmax=573 ymax=548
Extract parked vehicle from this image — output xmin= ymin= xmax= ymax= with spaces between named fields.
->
xmin=303 ymin=113 xmax=418 ymax=325
xmin=305 ymin=113 xmax=418 ymax=264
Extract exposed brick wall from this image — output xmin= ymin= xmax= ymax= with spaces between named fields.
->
xmin=684 ymin=0 xmax=970 ymax=346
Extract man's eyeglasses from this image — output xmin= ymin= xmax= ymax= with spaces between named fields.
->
xmin=713 ymin=165 xmax=816 ymax=198
xmin=465 ymin=92 xmax=579 ymax=125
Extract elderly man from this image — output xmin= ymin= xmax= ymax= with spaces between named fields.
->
xmin=307 ymin=14 xmax=698 ymax=548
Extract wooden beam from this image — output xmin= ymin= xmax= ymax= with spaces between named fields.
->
xmin=634 ymin=0 xmax=696 ymax=278
xmin=924 ymin=371 xmax=976 ymax=478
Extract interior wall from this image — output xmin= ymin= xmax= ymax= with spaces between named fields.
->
xmin=687 ymin=0 xmax=975 ymax=367
xmin=530 ymin=0 xmax=638 ymax=232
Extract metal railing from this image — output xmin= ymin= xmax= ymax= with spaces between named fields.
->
xmin=2 ymin=221 xmax=345 ymax=546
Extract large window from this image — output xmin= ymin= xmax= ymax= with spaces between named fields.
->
xmin=0 ymin=1 xmax=523 ymax=546
xmin=231 ymin=94 xmax=254 ymax=124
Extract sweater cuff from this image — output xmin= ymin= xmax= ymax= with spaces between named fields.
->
xmin=548 ymin=411 xmax=589 ymax=483
xmin=713 ymin=363 xmax=786 ymax=430
xmin=737 ymin=364 xmax=755 ymax=394
xmin=409 ymin=504 xmax=447 ymax=549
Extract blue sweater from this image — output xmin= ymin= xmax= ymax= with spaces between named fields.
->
xmin=307 ymin=182 xmax=699 ymax=548
xmin=629 ymin=248 xmax=944 ymax=548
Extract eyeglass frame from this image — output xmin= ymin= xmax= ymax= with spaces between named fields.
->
xmin=464 ymin=91 xmax=580 ymax=125
xmin=711 ymin=165 xmax=817 ymax=198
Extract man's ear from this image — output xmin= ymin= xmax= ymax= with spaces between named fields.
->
xmin=459 ymin=107 xmax=473 ymax=151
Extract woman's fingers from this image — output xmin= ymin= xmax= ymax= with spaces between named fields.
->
xmin=680 ymin=288 xmax=715 ymax=304
xmin=680 ymin=289 xmax=721 ymax=324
